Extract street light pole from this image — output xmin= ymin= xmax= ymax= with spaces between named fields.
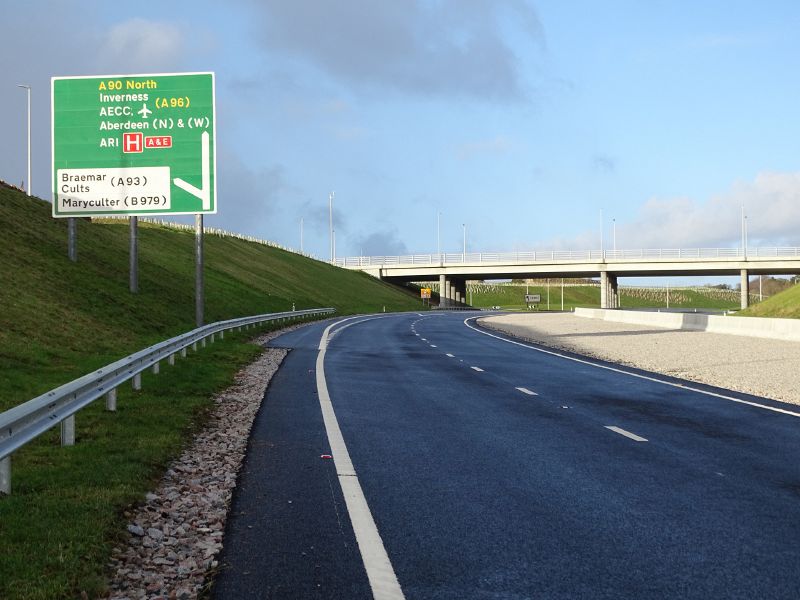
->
xmin=600 ymin=208 xmax=604 ymax=258
xmin=462 ymin=223 xmax=466 ymax=260
xmin=437 ymin=211 xmax=441 ymax=261
xmin=329 ymin=191 xmax=335 ymax=263
xmin=612 ymin=218 xmax=616 ymax=254
xmin=17 ymin=84 xmax=30 ymax=196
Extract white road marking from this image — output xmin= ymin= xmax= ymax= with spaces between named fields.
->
xmin=605 ymin=426 xmax=648 ymax=442
xmin=316 ymin=318 xmax=405 ymax=599
xmin=516 ymin=387 xmax=538 ymax=396
xmin=421 ymin=338 xmax=427 ymax=342
xmin=471 ymin=366 xmax=484 ymax=372
xmin=446 ymin=353 xmax=455 ymax=358
xmin=464 ymin=317 xmax=800 ymax=419
xmin=430 ymin=344 xmax=437 ymax=348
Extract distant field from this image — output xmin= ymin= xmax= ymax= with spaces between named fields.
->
xmin=449 ymin=282 xmax=747 ymax=311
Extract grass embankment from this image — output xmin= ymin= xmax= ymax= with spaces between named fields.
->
xmin=0 ymin=185 xmax=421 ymax=599
xmin=740 ymin=283 xmax=800 ymax=318
xmin=466 ymin=283 xmax=742 ymax=311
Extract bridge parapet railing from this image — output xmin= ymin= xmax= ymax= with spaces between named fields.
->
xmin=334 ymin=247 xmax=800 ymax=267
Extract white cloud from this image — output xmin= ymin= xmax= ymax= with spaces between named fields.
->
xmin=96 ymin=18 xmax=187 ymax=73
xmin=543 ymin=171 xmax=800 ymax=251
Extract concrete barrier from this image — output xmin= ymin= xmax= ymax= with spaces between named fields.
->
xmin=574 ymin=308 xmax=800 ymax=342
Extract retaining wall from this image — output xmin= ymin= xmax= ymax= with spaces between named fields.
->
xmin=574 ymin=308 xmax=800 ymax=342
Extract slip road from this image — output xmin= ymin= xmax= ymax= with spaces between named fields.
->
xmin=213 ymin=312 xmax=800 ymax=599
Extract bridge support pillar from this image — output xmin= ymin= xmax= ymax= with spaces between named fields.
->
xmin=600 ymin=271 xmax=609 ymax=309
xmin=740 ymin=269 xmax=749 ymax=309
xmin=454 ymin=285 xmax=462 ymax=305
xmin=439 ymin=274 xmax=447 ymax=307
xmin=445 ymin=278 xmax=452 ymax=308
xmin=609 ymin=275 xmax=619 ymax=309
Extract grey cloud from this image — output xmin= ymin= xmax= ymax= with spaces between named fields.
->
xmin=593 ymin=154 xmax=616 ymax=173
xmin=248 ymin=0 xmax=543 ymax=100
xmin=353 ymin=229 xmax=409 ymax=256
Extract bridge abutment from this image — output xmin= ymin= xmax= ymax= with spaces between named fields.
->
xmin=741 ymin=269 xmax=749 ymax=309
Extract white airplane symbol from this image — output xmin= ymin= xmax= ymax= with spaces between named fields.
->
xmin=138 ymin=103 xmax=152 ymax=118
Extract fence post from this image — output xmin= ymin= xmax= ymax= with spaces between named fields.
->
xmin=106 ymin=388 xmax=117 ymax=412
xmin=61 ymin=415 xmax=75 ymax=446
xmin=0 ymin=457 xmax=10 ymax=495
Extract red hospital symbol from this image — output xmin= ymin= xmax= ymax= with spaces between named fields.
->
xmin=123 ymin=132 xmax=143 ymax=153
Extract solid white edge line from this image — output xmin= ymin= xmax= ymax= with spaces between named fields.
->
xmin=516 ymin=387 xmax=538 ymax=396
xmin=317 ymin=318 xmax=405 ymax=599
xmin=605 ymin=426 xmax=648 ymax=442
xmin=463 ymin=317 xmax=800 ymax=419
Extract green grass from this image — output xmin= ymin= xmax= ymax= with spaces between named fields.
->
xmin=739 ymin=283 xmax=800 ymax=318
xmin=466 ymin=283 xmax=742 ymax=311
xmin=0 ymin=184 xmax=422 ymax=599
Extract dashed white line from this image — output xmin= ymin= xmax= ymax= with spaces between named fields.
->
xmin=463 ymin=317 xmax=800 ymax=419
xmin=471 ymin=366 xmax=484 ymax=372
xmin=446 ymin=353 xmax=455 ymax=358
xmin=430 ymin=344 xmax=437 ymax=348
xmin=421 ymin=338 xmax=427 ymax=342
xmin=516 ymin=387 xmax=538 ymax=396
xmin=605 ymin=426 xmax=648 ymax=442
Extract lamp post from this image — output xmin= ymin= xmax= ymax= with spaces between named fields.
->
xmin=462 ymin=223 xmax=466 ymax=260
xmin=437 ymin=211 xmax=441 ymax=262
xmin=600 ymin=208 xmax=604 ymax=258
xmin=612 ymin=218 xmax=616 ymax=254
xmin=329 ymin=191 xmax=335 ymax=263
xmin=17 ymin=84 xmax=30 ymax=196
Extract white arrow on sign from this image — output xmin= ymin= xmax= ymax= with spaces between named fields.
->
xmin=174 ymin=130 xmax=211 ymax=211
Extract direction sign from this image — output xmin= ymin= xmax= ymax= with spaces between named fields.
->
xmin=525 ymin=294 xmax=541 ymax=303
xmin=52 ymin=72 xmax=216 ymax=217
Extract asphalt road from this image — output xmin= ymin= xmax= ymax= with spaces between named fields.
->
xmin=213 ymin=311 xmax=800 ymax=599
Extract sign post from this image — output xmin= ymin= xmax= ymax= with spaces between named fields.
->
xmin=52 ymin=72 xmax=216 ymax=301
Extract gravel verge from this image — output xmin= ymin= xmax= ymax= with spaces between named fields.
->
xmin=107 ymin=327 xmax=299 ymax=599
xmin=481 ymin=313 xmax=800 ymax=405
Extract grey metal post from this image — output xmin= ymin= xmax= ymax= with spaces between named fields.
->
xmin=201 ymin=337 xmax=207 ymax=348
xmin=130 ymin=216 xmax=139 ymax=293
xmin=133 ymin=373 xmax=141 ymax=390
xmin=168 ymin=353 xmax=175 ymax=366
xmin=61 ymin=415 xmax=75 ymax=446
xmin=106 ymin=388 xmax=117 ymax=411
xmin=68 ymin=218 xmax=77 ymax=262
xmin=152 ymin=361 xmax=160 ymax=374
xmin=210 ymin=332 xmax=215 ymax=343
xmin=741 ymin=269 xmax=750 ymax=309
xmin=220 ymin=330 xmax=224 ymax=340
xmin=0 ymin=457 xmax=10 ymax=495
xmin=191 ymin=341 xmax=198 ymax=351
xmin=181 ymin=347 xmax=188 ymax=357
xmin=196 ymin=214 xmax=204 ymax=327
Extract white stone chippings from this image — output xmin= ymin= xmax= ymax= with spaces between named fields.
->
xmin=107 ymin=327 xmax=299 ymax=599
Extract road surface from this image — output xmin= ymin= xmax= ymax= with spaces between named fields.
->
xmin=213 ymin=312 xmax=800 ymax=599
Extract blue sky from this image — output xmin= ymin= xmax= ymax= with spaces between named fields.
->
xmin=2 ymin=1 xmax=800 ymax=279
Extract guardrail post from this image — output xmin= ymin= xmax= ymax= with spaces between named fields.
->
xmin=132 ymin=373 xmax=141 ymax=390
xmin=181 ymin=347 xmax=187 ymax=357
xmin=152 ymin=361 xmax=160 ymax=375
xmin=61 ymin=415 xmax=75 ymax=446
xmin=0 ymin=457 xmax=10 ymax=495
xmin=106 ymin=388 xmax=117 ymax=411
xmin=191 ymin=342 xmax=197 ymax=351
xmin=220 ymin=330 xmax=224 ymax=340
xmin=168 ymin=353 xmax=175 ymax=365
xmin=210 ymin=333 xmax=215 ymax=343
xmin=201 ymin=337 xmax=207 ymax=348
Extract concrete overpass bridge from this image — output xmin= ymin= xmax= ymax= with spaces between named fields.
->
xmin=334 ymin=247 xmax=800 ymax=309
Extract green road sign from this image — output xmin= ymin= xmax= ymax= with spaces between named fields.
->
xmin=51 ymin=72 xmax=216 ymax=217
